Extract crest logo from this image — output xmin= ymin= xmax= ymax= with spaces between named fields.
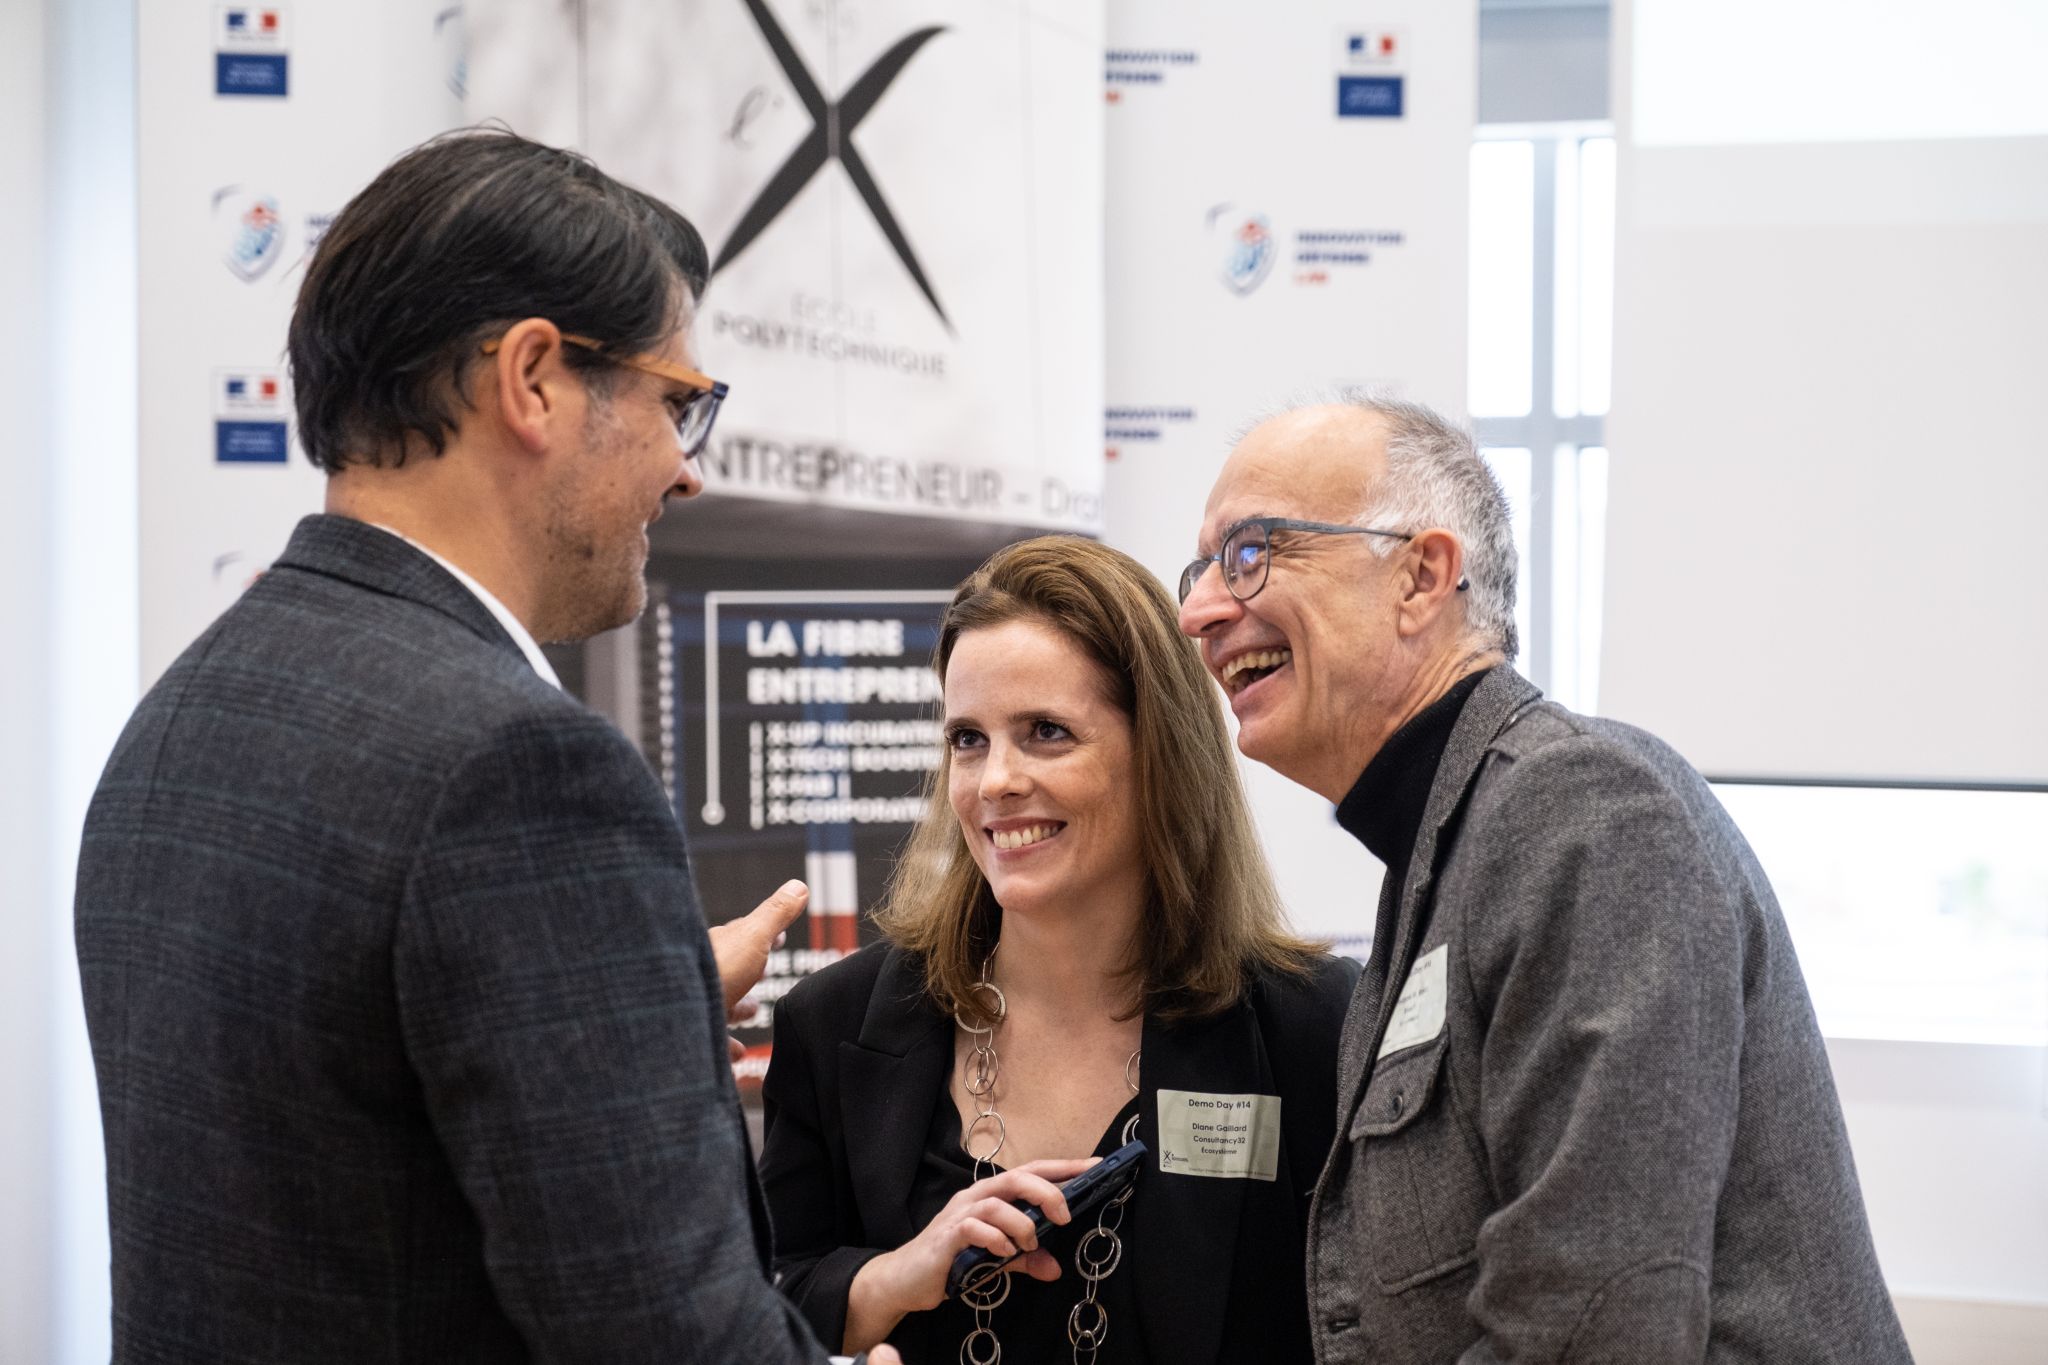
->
xmin=219 ymin=7 xmax=284 ymax=43
xmin=224 ymin=374 xmax=275 ymax=404
xmin=717 ymin=0 xmax=950 ymax=328
xmin=214 ymin=186 xmax=284 ymax=281
xmin=1210 ymin=205 xmax=1275 ymax=296
xmin=219 ymin=371 xmax=282 ymax=409
xmin=1340 ymin=29 xmax=1401 ymax=68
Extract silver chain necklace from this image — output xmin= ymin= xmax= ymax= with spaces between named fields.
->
xmin=955 ymin=952 xmax=1141 ymax=1365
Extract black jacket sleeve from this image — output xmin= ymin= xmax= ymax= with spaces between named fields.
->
xmin=758 ymin=969 xmax=891 ymax=1353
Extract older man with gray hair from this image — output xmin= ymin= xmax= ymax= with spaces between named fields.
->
xmin=1177 ymin=394 xmax=1910 ymax=1363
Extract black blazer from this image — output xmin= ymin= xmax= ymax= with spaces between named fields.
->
xmin=75 ymin=515 xmax=822 ymax=1363
xmin=760 ymin=942 xmax=1359 ymax=1364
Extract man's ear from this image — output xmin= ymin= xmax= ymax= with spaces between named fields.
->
xmin=486 ymin=317 xmax=574 ymax=455
xmin=1395 ymin=527 xmax=1466 ymax=639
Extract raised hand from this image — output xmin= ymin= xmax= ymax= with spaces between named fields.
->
xmin=709 ymin=878 xmax=808 ymax=1016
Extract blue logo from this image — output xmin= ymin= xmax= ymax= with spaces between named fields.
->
xmin=214 ymin=187 xmax=284 ymax=281
xmin=216 ymin=421 xmax=288 ymax=463
xmin=216 ymin=6 xmax=288 ymax=96
xmin=214 ymin=368 xmax=289 ymax=463
xmin=1338 ymin=76 xmax=1404 ymax=119
xmin=1217 ymin=212 xmax=1275 ymax=296
xmin=217 ymin=50 xmax=287 ymax=95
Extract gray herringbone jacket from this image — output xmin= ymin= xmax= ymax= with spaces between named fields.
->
xmin=76 ymin=514 xmax=824 ymax=1363
xmin=1308 ymin=668 xmax=1912 ymax=1364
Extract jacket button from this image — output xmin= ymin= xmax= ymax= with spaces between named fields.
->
xmin=1390 ymin=1092 xmax=1404 ymax=1117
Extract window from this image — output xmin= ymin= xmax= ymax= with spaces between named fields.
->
xmin=1469 ymin=124 xmax=1613 ymax=714
xmin=1713 ymin=783 xmax=2048 ymax=1047
xmin=1470 ymin=125 xmax=2048 ymax=1052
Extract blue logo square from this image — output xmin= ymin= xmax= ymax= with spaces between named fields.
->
xmin=1337 ymin=75 xmax=1403 ymax=119
xmin=216 ymin=420 xmax=289 ymax=463
xmin=216 ymin=52 xmax=288 ymax=97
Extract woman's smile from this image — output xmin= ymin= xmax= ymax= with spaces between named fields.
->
xmin=987 ymin=821 xmax=1066 ymax=853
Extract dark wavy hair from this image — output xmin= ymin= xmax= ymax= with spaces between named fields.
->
xmin=874 ymin=536 xmax=1320 ymax=1028
xmin=287 ymin=127 xmax=708 ymax=473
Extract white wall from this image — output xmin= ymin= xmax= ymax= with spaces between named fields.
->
xmin=1 ymin=1 xmax=135 ymax=1362
xmin=1831 ymin=1041 xmax=2048 ymax=1306
xmin=46 ymin=0 xmax=138 ymax=1356
xmin=0 ymin=3 xmax=59 ymax=1360
xmin=1603 ymin=1 xmax=2048 ymax=785
xmin=1608 ymin=0 xmax=2048 ymax=1336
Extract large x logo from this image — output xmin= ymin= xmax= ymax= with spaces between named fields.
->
xmin=715 ymin=0 xmax=950 ymax=330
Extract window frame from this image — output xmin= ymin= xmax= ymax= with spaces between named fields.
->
xmin=1472 ymin=119 xmax=1613 ymax=707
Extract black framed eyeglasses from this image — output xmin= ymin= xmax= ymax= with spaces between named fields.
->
xmin=1178 ymin=516 xmax=1413 ymax=605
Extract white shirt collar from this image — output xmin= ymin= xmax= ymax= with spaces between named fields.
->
xmin=366 ymin=523 xmax=561 ymax=689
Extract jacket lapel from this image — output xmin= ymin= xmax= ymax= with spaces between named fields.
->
xmin=1335 ymin=872 xmax=1401 ymax=1108
xmin=838 ymin=947 xmax=951 ymax=1249
xmin=270 ymin=513 xmax=527 ymax=665
xmin=1133 ymin=1000 xmax=1271 ymax=1365
xmin=1341 ymin=668 xmax=1543 ymax=1117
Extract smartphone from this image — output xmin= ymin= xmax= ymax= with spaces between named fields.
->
xmin=943 ymin=1138 xmax=1147 ymax=1300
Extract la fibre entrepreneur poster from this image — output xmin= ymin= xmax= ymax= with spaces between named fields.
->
xmin=650 ymin=578 xmax=955 ymax=1089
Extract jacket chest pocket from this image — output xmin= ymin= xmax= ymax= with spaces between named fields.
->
xmin=1346 ymin=1035 xmax=1490 ymax=1292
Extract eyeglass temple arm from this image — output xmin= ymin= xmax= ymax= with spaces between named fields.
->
xmin=480 ymin=333 xmax=722 ymax=394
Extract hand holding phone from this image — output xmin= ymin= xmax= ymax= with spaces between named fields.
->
xmin=945 ymin=1139 xmax=1147 ymax=1299
xmin=843 ymin=1155 xmax=1098 ymax=1349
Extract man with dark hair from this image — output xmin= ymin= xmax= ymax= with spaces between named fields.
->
xmin=1178 ymin=394 xmax=1910 ymax=1363
xmin=76 ymin=129 xmax=891 ymax=1363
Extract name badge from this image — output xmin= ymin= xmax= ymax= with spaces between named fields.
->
xmin=1156 ymin=1090 xmax=1282 ymax=1181
xmin=1377 ymin=944 xmax=1448 ymax=1059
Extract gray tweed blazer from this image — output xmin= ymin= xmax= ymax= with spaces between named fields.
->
xmin=1307 ymin=667 xmax=1913 ymax=1364
xmin=75 ymin=514 xmax=824 ymax=1363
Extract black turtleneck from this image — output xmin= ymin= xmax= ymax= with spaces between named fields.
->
xmin=1335 ymin=668 xmax=1494 ymax=909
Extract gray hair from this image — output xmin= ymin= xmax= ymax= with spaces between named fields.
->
xmin=1264 ymin=391 xmax=1519 ymax=661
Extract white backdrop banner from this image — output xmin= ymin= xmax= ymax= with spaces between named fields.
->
xmin=1101 ymin=0 xmax=1474 ymax=947
xmin=469 ymin=0 xmax=1106 ymax=533
xmin=137 ymin=0 xmax=468 ymax=685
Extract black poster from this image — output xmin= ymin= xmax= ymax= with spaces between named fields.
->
xmin=645 ymin=557 xmax=973 ymax=1095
